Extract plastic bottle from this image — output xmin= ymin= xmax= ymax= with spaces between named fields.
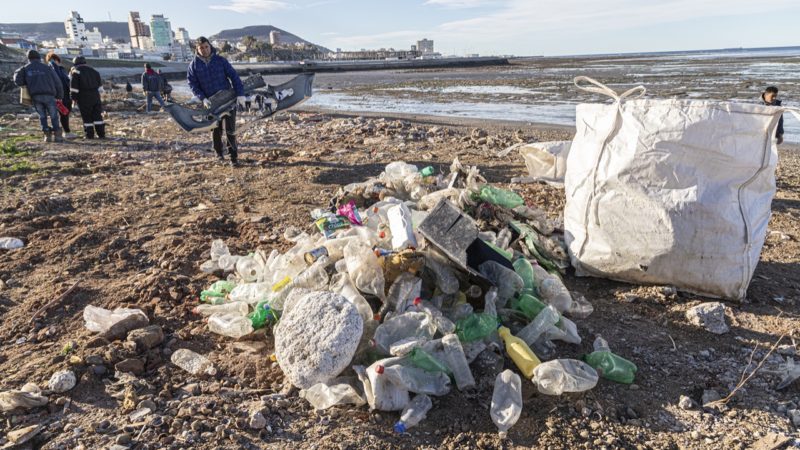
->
xmin=515 ymin=293 xmax=547 ymax=321
xmin=498 ymin=326 xmax=541 ymax=378
xmin=235 ymin=256 xmax=261 ymax=282
xmin=302 ymin=381 xmax=366 ymax=410
xmin=330 ymin=273 xmax=374 ymax=325
xmin=383 ymin=161 xmax=419 ymax=192
xmin=490 ymin=369 xmax=522 ymax=438
xmin=207 ymin=313 xmax=254 ymax=338
xmin=248 ymin=301 xmax=279 ymax=329
xmin=441 ymin=334 xmax=475 ymax=390
xmin=516 ymin=305 xmax=560 ymax=346
xmin=293 ymin=262 xmax=330 ymax=290
xmin=387 ymin=203 xmax=417 ymax=250
xmin=210 ymin=239 xmax=230 ymax=261
xmin=170 ymin=348 xmax=217 ymax=376
xmin=512 ymin=258 xmax=537 ymax=296
xmin=425 ymin=256 xmax=460 ymax=295
xmin=408 ymin=297 xmax=456 ymax=335
xmin=495 ymin=228 xmax=513 ymax=250
xmin=385 ymin=273 xmax=422 ymax=314
xmin=406 ymin=347 xmax=452 ymax=375
xmin=445 ymin=303 xmax=473 ymax=323
xmin=364 ymin=359 xmax=411 ymax=411
xmin=531 ymin=262 xmax=572 ymax=313
xmin=455 ymin=313 xmax=498 ymax=343
xmin=373 ymin=312 xmax=436 ymax=354
xmin=228 ymin=282 xmax=271 ymax=305
xmin=478 ymin=185 xmax=524 ymax=209
xmin=200 ymin=280 xmax=237 ymax=304
xmin=478 ymin=261 xmax=524 ymax=305
xmin=568 ymin=294 xmax=595 ymax=319
xmin=584 ymin=336 xmax=638 ymax=384
xmin=394 ymin=394 xmax=432 ymax=433
xmin=531 ymin=359 xmax=599 ymax=395
xmin=217 ymin=254 xmax=241 ymax=272
xmin=193 ymin=301 xmax=250 ymax=317
xmin=544 ymin=315 xmax=581 ymax=345
xmin=344 ymin=240 xmax=386 ymax=300
xmin=383 ymin=365 xmax=451 ymax=396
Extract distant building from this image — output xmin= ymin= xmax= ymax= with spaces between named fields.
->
xmin=411 ymin=45 xmax=417 ymax=52
xmin=150 ymin=15 xmax=173 ymax=50
xmin=0 ymin=38 xmax=38 ymax=51
xmin=417 ymin=38 xmax=434 ymax=54
xmin=269 ymin=30 xmax=281 ymax=46
xmin=176 ymin=27 xmax=190 ymax=45
xmin=64 ymin=11 xmax=102 ymax=47
xmin=128 ymin=11 xmax=151 ymax=49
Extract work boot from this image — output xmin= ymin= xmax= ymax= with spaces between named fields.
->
xmin=96 ymin=124 xmax=106 ymax=139
xmin=83 ymin=126 xmax=95 ymax=139
xmin=43 ymin=130 xmax=52 ymax=143
xmin=54 ymin=129 xmax=64 ymax=143
xmin=229 ymin=157 xmax=240 ymax=168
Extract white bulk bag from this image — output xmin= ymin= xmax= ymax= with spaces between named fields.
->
xmin=564 ymin=77 xmax=799 ymax=300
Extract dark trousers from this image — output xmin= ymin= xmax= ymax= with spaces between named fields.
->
xmin=77 ymin=97 xmax=104 ymax=138
xmin=60 ymin=104 xmax=71 ymax=133
xmin=212 ymin=110 xmax=237 ymax=160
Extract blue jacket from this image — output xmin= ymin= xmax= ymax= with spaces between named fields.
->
xmin=13 ymin=59 xmax=63 ymax=99
xmin=142 ymin=69 xmax=161 ymax=92
xmin=763 ymin=97 xmax=785 ymax=138
xmin=49 ymin=61 xmax=71 ymax=103
xmin=186 ymin=48 xmax=243 ymax=100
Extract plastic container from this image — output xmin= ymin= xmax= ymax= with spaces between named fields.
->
xmin=302 ymin=381 xmax=366 ymax=410
xmin=171 ymin=348 xmax=217 ymax=376
xmin=441 ymin=334 xmax=475 ymax=390
xmin=373 ymin=312 xmax=436 ymax=354
xmin=83 ymin=306 xmax=148 ymax=333
xmin=207 ymin=313 xmax=254 ymax=338
xmin=491 ymin=369 xmax=522 ymax=438
xmin=383 ymin=365 xmax=451 ymax=396
xmin=387 ymin=203 xmax=418 ymax=250
xmin=516 ymin=305 xmax=560 ymax=346
xmin=478 ymin=185 xmax=524 ymax=209
xmin=498 ymin=326 xmax=541 ymax=378
xmin=394 ymin=394 xmax=432 ymax=433
xmin=584 ymin=336 xmax=638 ymax=384
xmin=362 ymin=359 xmax=410 ymax=411
xmin=344 ymin=240 xmax=386 ymax=300
xmin=531 ymin=359 xmax=599 ymax=395
xmin=193 ymin=301 xmax=249 ymax=317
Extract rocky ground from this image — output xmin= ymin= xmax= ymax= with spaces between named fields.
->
xmin=0 ymin=96 xmax=799 ymax=450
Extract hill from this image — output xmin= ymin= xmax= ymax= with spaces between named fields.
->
xmin=0 ymin=22 xmax=130 ymax=43
xmin=211 ymin=25 xmax=330 ymax=52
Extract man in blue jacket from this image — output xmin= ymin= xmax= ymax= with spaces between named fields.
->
xmin=142 ymin=63 xmax=166 ymax=113
xmin=187 ymin=36 xmax=245 ymax=166
xmin=13 ymin=50 xmax=64 ymax=143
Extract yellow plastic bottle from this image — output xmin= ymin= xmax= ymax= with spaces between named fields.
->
xmin=498 ymin=326 xmax=541 ymax=378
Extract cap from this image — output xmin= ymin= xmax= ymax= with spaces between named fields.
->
xmin=72 ymin=56 xmax=86 ymax=65
xmin=393 ymin=422 xmax=407 ymax=433
xmin=375 ymin=365 xmax=384 ymax=374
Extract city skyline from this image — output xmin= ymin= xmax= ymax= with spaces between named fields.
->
xmin=2 ymin=0 xmax=800 ymax=56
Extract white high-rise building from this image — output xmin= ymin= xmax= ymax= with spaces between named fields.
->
xmin=176 ymin=27 xmax=190 ymax=45
xmin=417 ymin=38 xmax=434 ymax=54
xmin=269 ymin=30 xmax=281 ymax=46
xmin=65 ymin=11 xmax=88 ymax=46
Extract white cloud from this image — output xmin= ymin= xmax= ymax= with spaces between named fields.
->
xmin=424 ymin=0 xmax=501 ymax=8
xmin=208 ymin=0 xmax=292 ymax=13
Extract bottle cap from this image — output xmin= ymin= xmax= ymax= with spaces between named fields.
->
xmin=375 ymin=365 xmax=384 ymax=374
xmin=393 ymin=422 xmax=406 ymax=433
xmin=413 ymin=297 xmax=422 ymax=306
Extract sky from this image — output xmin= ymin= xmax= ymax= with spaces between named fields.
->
xmin=3 ymin=0 xmax=800 ymax=56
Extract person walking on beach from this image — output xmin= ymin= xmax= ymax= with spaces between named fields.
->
xmin=158 ymin=69 xmax=173 ymax=102
xmin=13 ymin=50 xmax=64 ymax=143
xmin=46 ymin=52 xmax=75 ymax=139
xmin=70 ymin=56 xmax=105 ymax=139
xmin=762 ymin=86 xmax=784 ymax=145
xmin=142 ymin=63 xmax=166 ymax=113
xmin=187 ymin=36 xmax=246 ymax=166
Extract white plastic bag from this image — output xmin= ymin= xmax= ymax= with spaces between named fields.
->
xmin=564 ymin=76 xmax=800 ymax=300
xmin=507 ymin=141 xmax=572 ymax=186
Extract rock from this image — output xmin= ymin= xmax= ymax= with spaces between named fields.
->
xmin=701 ymin=389 xmax=721 ymax=406
xmin=789 ymin=409 xmax=800 ymax=427
xmin=678 ymin=395 xmax=695 ymax=410
xmin=127 ymin=325 xmax=164 ymax=350
xmin=48 ymin=370 xmax=77 ymax=393
xmin=103 ymin=314 xmax=150 ymax=341
xmin=116 ymin=432 xmax=132 ymax=445
xmin=686 ymin=302 xmax=729 ymax=334
xmin=115 ymin=358 xmax=145 ymax=375
xmin=85 ymin=336 xmax=111 ymax=348
xmin=751 ymin=432 xmax=792 ymax=450
xmin=248 ymin=411 xmax=267 ymax=429
xmin=7 ymin=424 xmax=43 ymax=445
xmin=182 ymin=383 xmax=201 ymax=396
xmin=274 ymin=291 xmax=363 ymax=389
xmin=137 ymin=399 xmax=157 ymax=411
xmin=777 ymin=345 xmax=796 ymax=357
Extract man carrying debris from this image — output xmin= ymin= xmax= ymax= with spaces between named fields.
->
xmin=13 ymin=50 xmax=64 ymax=143
xmin=762 ymin=86 xmax=785 ymax=145
xmin=187 ymin=36 xmax=245 ymax=167
xmin=70 ymin=56 xmax=105 ymax=139
xmin=141 ymin=63 xmax=166 ymax=113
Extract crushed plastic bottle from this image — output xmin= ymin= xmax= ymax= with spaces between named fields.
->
xmin=532 ymin=359 xmax=599 ymax=395
xmin=479 ymin=261 xmax=524 ymax=305
xmin=441 ymin=334 xmax=476 ymax=390
xmin=207 ymin=313 xmax=254 ymax=338
xmin=361 ymin=359 xmax=410 ymax=411
xmin=514 ymin=293 xmax=547 ymax=321
xmin=394 ymin=394 xmax=432 ymax=433
xmin=83 ymin=306 xmax=149 ymax=333
xmin=531 ymin=262 xmax=572 ymax=313
xmin=498 ymin=326 xmax=541 ymax=378
xmin=408 ymin=297 xmax=456 ymax=335
xmin=373 ymin=312 xmax=436 ymax=354
xmin=516 ymin=304 xmax=560 ymax=346
xmin=194 ymin=301 xmax=250 ymax=317
xmin=344 ymin=240 xmax=386 ymax=300
xmin=248 ymin=301 xmax=279 ymax=329
xmin=293 ymin=262 xmax=330 ymax=290
xmin=512 ymin=257 xmax=537 ymax=296
xmin=210 ymin=239 xmax=230 ymax=261
xmin=478 ymin=185 xmax=524 ymax=209
xmin=382 ymin=364 xmax=451 ymax=396
xmin=406 ymin=347 xmax=452 ymax=375
xmin=568 ymin=294 xmax=594 ymax=319
xmin=330 ymin=273 xmax=374 ymax=324
xmin=490 ymin=369 xmax=522 ymax=438
xmin=385 ymin=273 xmax=422 ymax=313
xmin=235 ymin=256 xmax=262 ymax=282
xmin=584 ymin=336 xmax=637 ymax=384
xmin=228 ymin=282 xmax=270 ymax=305
xmin=301 ymin=380 xmax=366 ymax=410
xmin=455 ymin=313 xmax=498 ymax=343
xmin=170 ymin=348 xmax=217 ymax=376
xmin=218 ymin=254 xmax=241 ymax=272
xmin=425 ymin=255 xmax=460 ymax=295
xmin=200 ymin=280 xmax=237 ymax=304
xmin=544 ymin=315 xmax=581 ymax=345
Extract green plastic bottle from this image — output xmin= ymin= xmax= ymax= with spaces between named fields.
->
xmin=420 ymin=166 xmax=435 ymax=177
xmin=584 ymin=337 xmax=637 ymax=384
xmin=248 ymin=301 xmax=279 ymax=329
xmin=478 ymin=185 xmax=524 ymax=209
xmin=515 ymin=293 xmax=547 ymax=321
xmin=512 ymin=258 xmax=537 ymax=296
xmin=455 ymin=313 xmax=498 ymax=342
xmin=408 ymin=347 xmax=452 ymax=376
xmin=200 ymin=280 xmax=236 ymax=304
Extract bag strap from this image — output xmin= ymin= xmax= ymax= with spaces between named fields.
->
xmin=574 ymin=76 xmax=646 ymax=102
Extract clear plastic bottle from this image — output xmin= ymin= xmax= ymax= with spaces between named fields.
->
xmin=425 ymin=256 xmax=460 ymax=295
xmin=301 ymin=381 xmax=366 ymax=410
xmin=394 ymin=394 xmax=432 ymax=433
xmin=293 ymin=262 xmax=330 ymax=290
xmin=235 ymin=256 xmax=261 ymax=282
xmin=364 ymin=358 xmax=410 ymax=411
xmin=408 ymin=297 xmax=456 ymax=335
xmin=373 ymin=312 xmax=436 ymax=354
xmin=387 ymin=203 xmax=417 ymax=250
xmin=330 ymin=273 xmax=374 ymax=325
xmin=170 ymin=348 xmax=217 ymax=376
xmin=193 ymin=301 xmax=250 ymax=317
xmin=210 ymin=239 xmax=230 ymax=261
xmin=382 ymin=365 xmax=451 ymax=396
xmin=531 ymin=262 xmax=572 ymax=313
xmin=479 ymin=261 xmax=524 ymax=306
xmin=516 ymin=305 xmax=560 ymax=347
xmin=531 ymin=359 xmax=599 ymax=395
xmin=385 ymin=273 xmax=422 ymax=314
xmin=344 ymin=240 xmax=386 ymax=300
xmin=207 ymin=313 xmax=254 ymax=338
xmin=491 ymin=369 xmax=522 ymax=438
xmin=441 ymin=334 xmax=475 ymax=390
xmin=218 ymin=254 xmax=241 ymax=272
xmin=83 ymin=306 xmax=148 ymax=333
xmin=543 ymin=315 xmax=581 ymax=345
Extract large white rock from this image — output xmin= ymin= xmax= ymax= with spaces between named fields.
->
xmin=275 ymin=291 xmax=363 ymax=389
xmin=47 ymin=370 xmax=76 ymax=393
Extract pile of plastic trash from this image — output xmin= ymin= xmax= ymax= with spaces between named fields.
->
xmin=193 ymin=158 xmax=638 ymax=436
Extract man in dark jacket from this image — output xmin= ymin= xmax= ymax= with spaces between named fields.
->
xmin=13 ymin=50 xmax=64 ymax=142
xmin=187 ymin=36 xmax=245 ymax=166
xmin=46 ymin=52 xmax=75 ymax=138
xmin=762 ymin=86 xmax=784 ymax=145
xmin=142 ymin=63 xmax=166 ymax=113
xmin=70 ymin=56 xmax=105 ymax=139
xmin=157 ymin=69 xmax=173 ymax=102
